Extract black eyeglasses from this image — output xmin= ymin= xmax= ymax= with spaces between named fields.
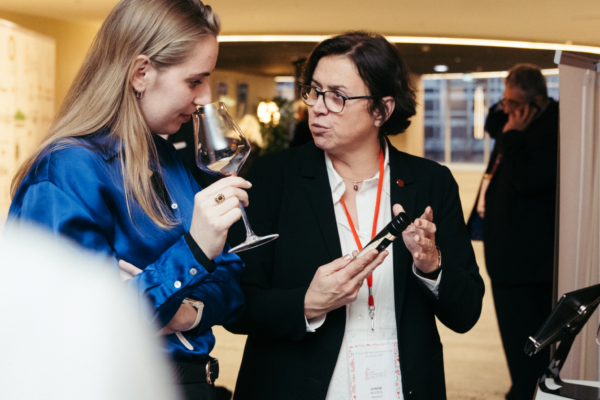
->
xmin=299 ymin=85 xmax=377 ymax=113
xmin=499 ymin=97 xmax=540 ymax=111
xmin=499 ymin=98 xmax=526 ymax=108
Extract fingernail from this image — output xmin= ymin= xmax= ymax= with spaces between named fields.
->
xmin=246 ymin=180 xmax=252 ymax=187
xmin=344 ymin=254 xmax=351 ymax=261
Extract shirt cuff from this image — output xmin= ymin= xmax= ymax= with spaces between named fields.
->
xmin=184 ymin=232 xmax=217 ymax=273
xmin=412 ymin=263 xmax=442 ymax=298
xmin=305 ymin=314 xmax=326 ymax=332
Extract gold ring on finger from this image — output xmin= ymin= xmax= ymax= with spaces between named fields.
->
xmin=427 ymin=241 xmax=433 ymax=252
xmin=214 ymin=193 xmax=226 ymax=205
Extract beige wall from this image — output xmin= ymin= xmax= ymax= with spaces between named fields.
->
xmin=0 ymin=9 xmax=100 ymax=113
xmin=0 ymin=9 xmax=279 ymax=122
xmin=210 ymin=70 xmax=276 ymax=118
xmin=389 ymin=75 xmax=424 ymax=157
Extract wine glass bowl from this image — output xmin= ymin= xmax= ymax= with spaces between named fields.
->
xmin=192 ymin=102 xmax=278 ymax=253
xmin=194 ymin=102 xmax=250 ymax=177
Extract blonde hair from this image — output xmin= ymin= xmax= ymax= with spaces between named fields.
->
xmin=11 ymin=0 xmax=220 ymax=229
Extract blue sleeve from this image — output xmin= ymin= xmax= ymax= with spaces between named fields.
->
xmin=178 ymin=158 xmax=245 ymax=333
xmin=127 ymin=235 xmax=245 ymax=329
xmin=126 ymin=234 xmax=225 ymax=327
xmin=16 ymin=181 xmax=117 ymax=259
xmin=14 ymin=180 xmax=243 ymax=329
xmin=188 ymin=243 xmax=245 ymax=335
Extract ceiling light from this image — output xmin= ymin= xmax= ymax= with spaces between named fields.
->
xmin=217 ymin=35 xmax=600 ymax=55
xmin=274 ymin=76 xmax=295 ymax=83
xmin=434 ymin=65 xmax=449 ymax=72
xmin=422 ymin=68 xmax=559 ymax=80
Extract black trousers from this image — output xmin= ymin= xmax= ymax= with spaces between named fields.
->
xmin=172 ymin=359 xmax=221 ymax=400
xmin=491 ymin=283 xmax=553 ymax=400
xmin=178 ymin=382 xmax=217 ymax=400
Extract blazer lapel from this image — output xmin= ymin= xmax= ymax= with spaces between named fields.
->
xmin=301 ymin=144 xmax=343 ymax=260
xmin=388 ymin=142 xmax=418 ymax=323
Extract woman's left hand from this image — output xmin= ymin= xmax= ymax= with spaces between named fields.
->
xmin=393 ymin=204 xmax=439 ymax=274
xmin=118 ymin=260 xmax=198 ymax=335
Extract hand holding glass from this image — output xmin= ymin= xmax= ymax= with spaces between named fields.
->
xmin=192 ymin=102 xmax=278 ymax=253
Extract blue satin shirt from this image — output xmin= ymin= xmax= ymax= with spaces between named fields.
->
xmin=8 ymin=130 xmax=244 ymax=362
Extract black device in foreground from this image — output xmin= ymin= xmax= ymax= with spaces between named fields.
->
xmin=354 ymin=212 xmax=414 ymax=259
xmin=525 ymin=283 xmax=600 ymax=399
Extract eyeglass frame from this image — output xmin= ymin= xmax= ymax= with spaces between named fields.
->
xmin=499 ymin=97 xmax=540 ymax=111
xmin=299 ymin=85 xmax=378 ymax=113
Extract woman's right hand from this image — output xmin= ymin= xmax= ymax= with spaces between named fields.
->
xmin=189 ymin=176 xmax=251 ymax=260
xmin=304 ymin=249 xmax=388 ymax=320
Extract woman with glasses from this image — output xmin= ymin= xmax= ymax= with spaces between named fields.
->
xmin=8 ymin=0 xmax=248 ymax=398
xmin=226 ymin=32 xmax=484 ymax=400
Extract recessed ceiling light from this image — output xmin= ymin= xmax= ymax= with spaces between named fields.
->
xmin=434 ymin=65 xmax=449 ymax=72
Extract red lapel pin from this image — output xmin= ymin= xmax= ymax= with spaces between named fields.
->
xmin=396 ymin=179 xmax=405 ymax=187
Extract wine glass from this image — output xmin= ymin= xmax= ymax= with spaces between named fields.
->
xmin=192 ymin=101 xmax=278 ymax=253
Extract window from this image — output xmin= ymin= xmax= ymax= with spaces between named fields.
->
xmin=423 ymin=73 xmax=559 ymax=165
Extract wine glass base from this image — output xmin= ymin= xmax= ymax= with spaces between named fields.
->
xmin=228 ymin=234 xmax=279 ymax=253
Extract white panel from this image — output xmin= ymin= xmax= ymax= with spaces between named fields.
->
xmin=556 ymin=62 xmax=600 ymax=380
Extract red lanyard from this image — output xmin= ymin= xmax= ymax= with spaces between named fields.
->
xmin=339 ymin=148 xmax=384 ymax=330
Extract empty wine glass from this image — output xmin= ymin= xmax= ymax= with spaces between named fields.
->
xmin=192 ymin=102 xmax=278 ymax=253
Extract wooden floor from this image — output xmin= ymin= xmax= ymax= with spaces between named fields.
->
xmin=212 ymin=169 xmax=514 ymax=399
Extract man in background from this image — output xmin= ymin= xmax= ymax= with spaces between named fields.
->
xmin=290 ymin=99 xmax=313 ymax=147
xmin=480 ymin=64 xmax=559 ymax=400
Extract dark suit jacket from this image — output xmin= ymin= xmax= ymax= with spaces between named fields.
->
xmin=483 ymin=100 xmax=559 ymax=284
xmin=226 ymin=141 xmax=484 ymax=400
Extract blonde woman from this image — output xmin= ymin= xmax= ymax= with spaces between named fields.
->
xmin=8 ymin=0 xmax=248 ymax=398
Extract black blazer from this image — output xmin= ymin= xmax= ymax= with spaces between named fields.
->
xmin=483 ymin=100 xmax=559 ymax=285
xmin=226 ymin=142 xmax=484 ymax=400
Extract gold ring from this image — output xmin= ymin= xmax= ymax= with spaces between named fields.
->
xmin=427 ymin=241 xmax=433 ymax=252
xmin=214 ymin=193 xmax=226 ymax=205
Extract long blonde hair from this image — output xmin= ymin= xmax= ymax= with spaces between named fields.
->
xmin=11 ymin=0 xmax=220 ymax=229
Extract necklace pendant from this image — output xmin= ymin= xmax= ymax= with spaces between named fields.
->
xmin=353 ymin=184 xmax=359 ymax=191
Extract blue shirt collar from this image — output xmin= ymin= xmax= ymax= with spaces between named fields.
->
xmin=81 ymin=129 xmax=122 ymax=161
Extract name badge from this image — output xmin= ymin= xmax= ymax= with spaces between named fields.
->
xmin=348 ymin=340 xmax=402 ymax=400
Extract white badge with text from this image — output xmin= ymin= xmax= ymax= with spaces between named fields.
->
xmin=348 ymin=340 xmax=402 ymax=400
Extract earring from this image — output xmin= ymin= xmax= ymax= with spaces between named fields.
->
xmin=134 ymin=88 xmax=144 ymax=99
xmin=375 ymin=120 xmax=380 ymax=126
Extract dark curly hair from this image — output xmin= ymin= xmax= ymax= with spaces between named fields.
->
xmin=301 ymin=31 xmax=416 ymax=136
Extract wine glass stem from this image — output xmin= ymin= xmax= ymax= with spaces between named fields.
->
xmin=239 ymin=201 xmax=255 ymax=237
